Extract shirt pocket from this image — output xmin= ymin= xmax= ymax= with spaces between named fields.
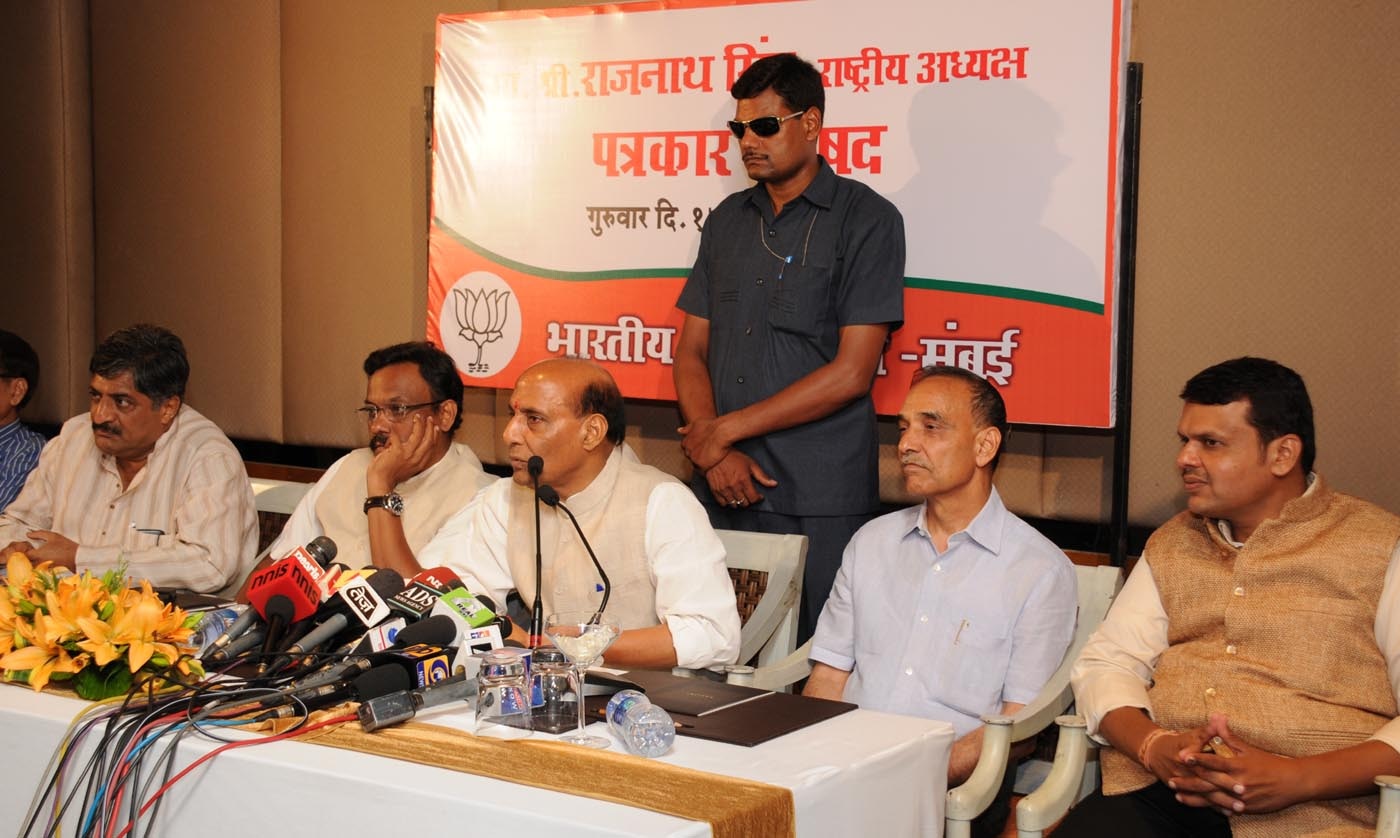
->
xmin=765 ymin=263 xmax=833 ymax=340
xmin=936 ymin=613 xmax=1013 ymax=718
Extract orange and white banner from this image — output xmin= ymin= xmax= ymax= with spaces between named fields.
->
xmin=429 ymin=0 xmax=1129 ymax=426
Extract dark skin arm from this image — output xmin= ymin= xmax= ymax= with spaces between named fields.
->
xmin=673 ymin=314 xmax=890 ymax=504
xmin=364 ymin=414 xmax=441 ymax=578
xmin=602 ymin=623 xmax=679 ymax=669
xmin=1172 ymin=713 xmax=1400 ymax=815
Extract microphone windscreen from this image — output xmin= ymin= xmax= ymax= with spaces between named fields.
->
xmin=527 ymin=456 xmax=543 ymax=480
xmin=354 ymin=664 xmax=412 ymax=700
xmin=307 ymin=536 xmax=338 ymax=566
xmin=263 ymin=594 xmax=296 ymax=625
xmin=392 ymin=615 xmax=458 ymax=648
xmin=366 ymin=567 xmax=406 ymax=597
xmin=537 ymin=485 xmax=560 ymax=507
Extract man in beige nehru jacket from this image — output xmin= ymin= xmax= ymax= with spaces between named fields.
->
xmin=419 ymin=358 xmax=741 ymax=670
xmin=0 ymin=324 xmax=256 ymax=596
xmin=1063 ymin=357 xmax=1400 ymax=837
xmin=257 ymin=342 xmax=494 ymax=579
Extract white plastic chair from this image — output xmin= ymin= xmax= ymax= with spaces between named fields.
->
xmin=946 ymin=563 xmax=1124 ymax=838
xmin=249 ymin=477 xmax=315 ymax=563
xmin=715 ymin=529 xmax=807 ymax=670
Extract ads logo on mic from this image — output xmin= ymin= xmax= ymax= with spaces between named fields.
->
xmin=440 ymin=271 xmax=522 ymax=376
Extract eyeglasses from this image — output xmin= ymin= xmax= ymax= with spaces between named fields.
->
xmin=356 ymin=401 xmax=440 ymax=423
xmin=727 ymin=109 xmax=806 ymax=139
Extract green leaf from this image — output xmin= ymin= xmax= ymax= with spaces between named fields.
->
xmin=74 ymin=662 xmax=132 ymax=701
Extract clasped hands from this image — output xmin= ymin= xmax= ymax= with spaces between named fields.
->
xmin=2 ymin=531 xmax=79 ymax=569
xmin=1146 ymin=712 xmax=1308 ymax=817
xmin=678 ymin=416 xmax=776 ymax=508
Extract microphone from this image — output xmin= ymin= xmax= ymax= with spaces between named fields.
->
xmin=358 ymin=672 xmax=475 ymax=732
xmin=264 ymin=568 xmax=404 ymax=674
xmin=251 ymin=663 xmax=412 ymax=721
xmin=270 ymin=642 xmax=455 ymax=702
xmin=209 ymin=538 xmax=336 ymax=658
xmin=388 ymin=567 xmax=465 ymax=621
xmin=204 ymin=624 xmax=267 ymax=664
xmin=528 ymin=455 xmax=545 ymax=648
xmin=302 ymin=535 xmax=339 ymax=567
xmin=537 ymin=485 xmax=611 ymax=621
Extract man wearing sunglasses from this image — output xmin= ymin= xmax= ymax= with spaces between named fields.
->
xmin=675 ymin=52 xmax=906 ymax=640
xmin=253 ymin=342 xmax=494 ymax=581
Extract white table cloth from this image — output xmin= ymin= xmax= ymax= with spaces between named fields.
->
xmin=2 ymin=685 xmax=954 ymax=837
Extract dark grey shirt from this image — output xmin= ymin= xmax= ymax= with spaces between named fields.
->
xmin=677 ymin=158 xmax=905 ymax=516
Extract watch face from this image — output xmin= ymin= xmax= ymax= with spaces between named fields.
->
xmin=366 ymin=494 xmax=405 ymax=516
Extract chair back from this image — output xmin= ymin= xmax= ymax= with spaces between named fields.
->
xmin=716 ymin=529 xmax=808 ymax=669
xmin=1009 ymin=563 xmax=1124 ymax=740
xmin=250 ymin=478 xmax=315 ymax=560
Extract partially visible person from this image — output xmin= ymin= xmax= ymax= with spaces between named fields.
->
xmin=0 ymin=324 xmax=256 ymax=596
xmin=674 ymin=52 xmax=906 ymax=641
xmin=1062 ymin=357 xmax=1400 ymax=838
xmin=0 ymin=330 xmax=46 ymax=510
xmin=256 ymin=342 xmax=494 ymax=579
xmin=420 ymin=358 xmax=741 ymax=670
xmin=804 ymin=365 xmax=1076 ymax=837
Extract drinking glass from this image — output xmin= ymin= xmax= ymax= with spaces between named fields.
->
xmin=544 ymin=610 xmax=620 ymax=748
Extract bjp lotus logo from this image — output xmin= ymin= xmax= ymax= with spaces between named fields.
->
xmin=454 ymin=287 xmax=511 ymax=366
xmin=438 ymin=272 xmax=522 ymax=376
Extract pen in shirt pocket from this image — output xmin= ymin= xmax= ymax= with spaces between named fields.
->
xmin=131 ymin=521 xmax=166 ymax=542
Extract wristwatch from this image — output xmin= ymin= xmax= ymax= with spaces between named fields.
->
xmin=363 ymin=493 xmax=405 ymax=517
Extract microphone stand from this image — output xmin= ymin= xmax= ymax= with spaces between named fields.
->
xmin=528 ymin=456 xmax=545 ymax=647
xmin=537 ymin=485 xmax=611 ymax=625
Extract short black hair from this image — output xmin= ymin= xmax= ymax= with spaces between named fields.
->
xmin=910 ymin=365 xmax=1009 ymax=470
xmin=579 ymin=377 xmax=626 ymax=446
xmin=730 ymin=53 xmax=825 ymax=118
xmin=363 ymin=342 xmax=464 ymax=434
xmin=90 ymin=324 xmax=188 ymax=404
xmin=1180 ymin=356 xmax=1315 ymax=473
xmin=0 ymin=330 xmax=40 ymax=409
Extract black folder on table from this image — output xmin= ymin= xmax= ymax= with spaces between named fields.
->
xmin=588 ymin=669 xmax=857 ymax=747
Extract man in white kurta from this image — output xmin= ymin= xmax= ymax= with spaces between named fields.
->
xmin=419 ymin=358 xmax=740 ymax=670
xmin=257 ymin=342 xmax=495 ymax=579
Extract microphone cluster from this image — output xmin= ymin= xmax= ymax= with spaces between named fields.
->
xmin=198 ymin=536 xmax=516 ymax=725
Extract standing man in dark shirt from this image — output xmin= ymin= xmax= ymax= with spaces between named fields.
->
xmin=674 ymin=53 xmax=906 ymax=639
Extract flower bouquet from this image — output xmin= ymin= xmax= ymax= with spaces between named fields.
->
xmin=0 ymin=552 xmax=205 ymax=699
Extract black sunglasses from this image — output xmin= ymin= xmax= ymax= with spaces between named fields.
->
xmin=727 ymin=109 xmax=806 ymax=139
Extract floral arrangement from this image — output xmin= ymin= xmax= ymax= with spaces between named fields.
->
xmin=0 ymin=552 xmax=205 ymax=699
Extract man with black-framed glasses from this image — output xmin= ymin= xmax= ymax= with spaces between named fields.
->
xmin=675 ymin=52 xmax=906 ymax=641
xmin=253 ymin=342 xmax=493 ymax=581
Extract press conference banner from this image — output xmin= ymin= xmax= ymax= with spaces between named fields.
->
xmin=428 ymin=0 xmax=1129 ymax=426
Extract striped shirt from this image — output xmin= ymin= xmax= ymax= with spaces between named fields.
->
xmin=0 ymin=420 xmax=46 ymax=511
xmin=0 ymin=406 xmax=257 ymax=597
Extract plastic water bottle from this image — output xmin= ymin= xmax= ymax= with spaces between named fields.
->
xmin=606 ymin=689 xmax=676 ymax=757
xmin=190 ymin=606 xmax=245 ymax=656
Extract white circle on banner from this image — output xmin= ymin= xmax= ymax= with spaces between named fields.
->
xmin=438 ymin=271 xmax=522 ymax=378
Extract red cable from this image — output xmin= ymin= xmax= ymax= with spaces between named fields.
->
xmin=110 ymin=713 xmax=356 ymax=838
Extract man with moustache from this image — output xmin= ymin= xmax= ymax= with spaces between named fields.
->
xmin=804 ymin=365 xmax=1075 ymax=836
xmin=1062 ymin=358 xmax=1400 ymax=837
xmin=420 ymin=358 xmax=740 ymax=670
xmin=674 ymin=52 xmax=906 ymax=641
xmin=0 ymin=324 xmax=257 ymax=596
xmin=257 ymin=342 xmax=494 ymax=578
